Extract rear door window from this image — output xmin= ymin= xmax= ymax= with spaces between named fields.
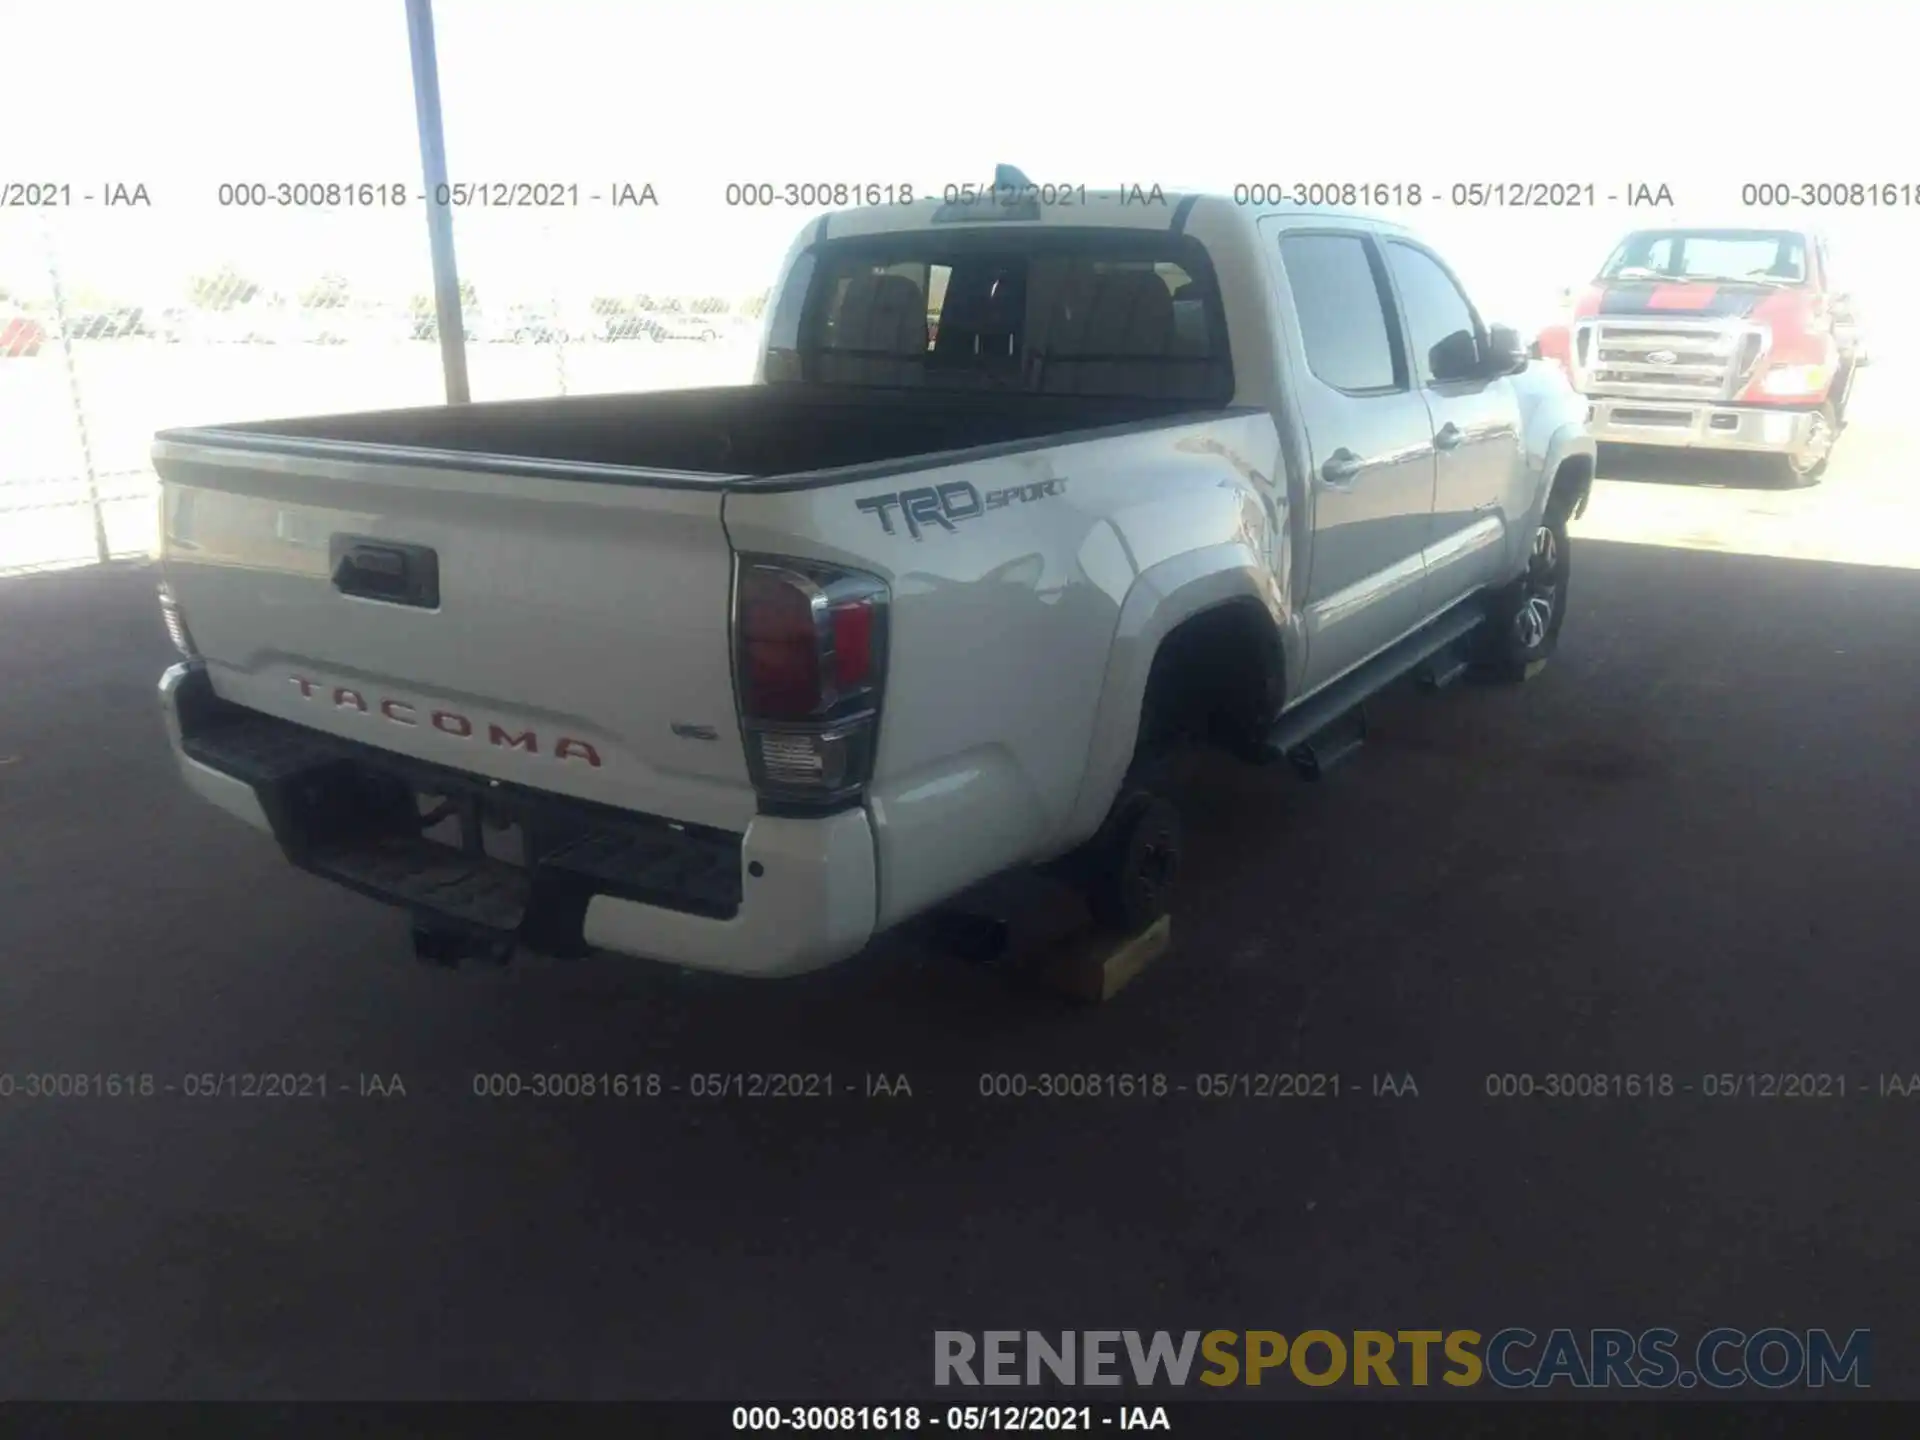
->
xmin=1278 ymin=233 xmax=1403 ymax=393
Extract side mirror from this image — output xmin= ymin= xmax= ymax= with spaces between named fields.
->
xmin=1487 ymin=323 xmax=1530 ymax=376
xmin=1428 ymin=329 xmax=1484 ymax=383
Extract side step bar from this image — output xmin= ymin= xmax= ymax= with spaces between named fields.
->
xmin=1415 ymin=653 xmax=1470 ymax=692
xmin=1266 ymin=603 xmax=1486 ymax=778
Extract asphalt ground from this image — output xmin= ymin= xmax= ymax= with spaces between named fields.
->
xmin=1 ymin=418 xmax=1917 ymax=1401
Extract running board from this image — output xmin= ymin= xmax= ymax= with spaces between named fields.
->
xmin=1266 ymin=605 xmax=1486 ymax=776
xmin=1416 ymin=653 xmax=1470 ymax=691
xmin=1286 ymin=705 xmax=1368 ymax=780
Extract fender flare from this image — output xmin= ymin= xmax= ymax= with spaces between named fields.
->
xmin=1054 ymin=543 xmax=1282 ymax=852
xmin=1542 ymin=420 xmax=1597 ymax=519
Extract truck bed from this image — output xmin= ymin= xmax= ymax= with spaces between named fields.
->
xmin=178 ymin=384 xmax=1220 ymax=484
xmin=152 ymin=379 xmax=1246 ymax=853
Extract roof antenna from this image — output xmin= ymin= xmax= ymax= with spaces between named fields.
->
xmin=994 ymin=164 xmax=1033 ymax=189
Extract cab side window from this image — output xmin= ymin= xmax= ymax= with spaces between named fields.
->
xmin=1384 ymin=242 xmax=1485 ymax=385
xmin=1278 ymin=233 xmax=1404 ymax=394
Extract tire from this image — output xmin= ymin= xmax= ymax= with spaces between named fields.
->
xmin=1476 ymin=510 xmax=1571 ymax=683
xmin=1759 ymin=399 xmax=1837 ymax=488
xmin=1082 ymin=791 xmax=1183 ymax=935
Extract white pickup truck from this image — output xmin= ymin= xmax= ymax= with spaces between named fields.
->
xmin=154 ymin=177 xmax=1595 ymax=977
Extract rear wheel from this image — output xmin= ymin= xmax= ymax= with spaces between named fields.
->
xmin=1476 ymin=512 xmax=1570 ymax=683
xmin=1082 ymin=790 xmax=1183 ymax=935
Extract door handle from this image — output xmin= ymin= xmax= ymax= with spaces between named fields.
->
xmin=330 ymin=535 xmax=440 ymax=608
xmin=1434 ymin=422 xmax=1463 ymax=451
xmin=1320 ymin=449 xmax=1365 ymax=485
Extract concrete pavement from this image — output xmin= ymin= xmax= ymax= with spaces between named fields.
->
xmin=1 ymin=472 xmax=1916 ymax=1400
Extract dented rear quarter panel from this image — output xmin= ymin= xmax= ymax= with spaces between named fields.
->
xmin=721 ymin=407 xmax=1291 ymax=932
xmin=725 ymin=201 xmax=1357 ymax=931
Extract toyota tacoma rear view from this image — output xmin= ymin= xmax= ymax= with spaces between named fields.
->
xmin=153 ymin=177 xmax=1595 ymax=978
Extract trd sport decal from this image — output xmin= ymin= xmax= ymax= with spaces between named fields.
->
xmin=855 ymin=477 xmax=1068 ymax=540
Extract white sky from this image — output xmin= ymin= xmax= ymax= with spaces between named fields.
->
xmin=5 ymin=0 xmax=1919 ymax=330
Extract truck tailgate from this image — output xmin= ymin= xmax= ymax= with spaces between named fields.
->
xmin=154 ymin=436 xmax=756 ymax=834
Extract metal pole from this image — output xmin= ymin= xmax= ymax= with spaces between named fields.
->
xmin=547 ymin=217 xmax=570 ymax=396
xmin=405 ymin=0 xmax=470 ymax=404
xmin=42 ymin=220 xmax=111 ymax=564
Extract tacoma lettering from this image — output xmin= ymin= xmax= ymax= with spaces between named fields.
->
xmin=488 ymin=724 xmax=536 ymax=753
xmin=287 ymin=677 xmax=601 ymax=766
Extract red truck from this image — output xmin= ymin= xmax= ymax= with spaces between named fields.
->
xmin=1535 ymin=227 xmax=1865 ymax=486
xmin=1 ymin=309 xmax=46 ymax=358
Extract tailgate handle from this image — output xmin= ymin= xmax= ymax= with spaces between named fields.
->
xmin=330 ymin=536 xmax=440 ymax=609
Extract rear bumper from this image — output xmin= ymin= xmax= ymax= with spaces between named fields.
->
xmin=1581 ymin=396 xmax=1823 ymax=458
xmin=159 ymin=662 xmax=876 ymax=977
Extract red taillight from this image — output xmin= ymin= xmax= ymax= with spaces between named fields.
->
xmin=733 ymin=557 xmax=890 ymax=806
xmin=830 ymin=601 xmax=875 ymax=690
xmin=738 ymin=568 xmax=822 ymax=720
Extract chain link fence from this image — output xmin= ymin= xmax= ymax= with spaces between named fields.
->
xmin=0 ymin=206 xmax=771 ymax=575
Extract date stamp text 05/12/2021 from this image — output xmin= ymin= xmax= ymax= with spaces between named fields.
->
xmin=8 ymin=1070 xmax=1920 ymax=1101
xmin=19 ymin=176 xmax=1920 ymax=212
xmin=2 ymin=176 xmax=1675 ymax=212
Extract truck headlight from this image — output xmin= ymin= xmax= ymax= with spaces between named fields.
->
xmin=1759 ymin=364 xmax=1828 ymax=398
xmin=157 ymin=580 xmax=199 ymax=658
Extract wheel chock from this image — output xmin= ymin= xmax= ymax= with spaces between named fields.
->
xmin=1037 ymin=914 xmax=1172 ymax=1003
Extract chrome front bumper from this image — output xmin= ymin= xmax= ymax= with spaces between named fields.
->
xmin=1581 ymin=397 xmax=1823 ymax=458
